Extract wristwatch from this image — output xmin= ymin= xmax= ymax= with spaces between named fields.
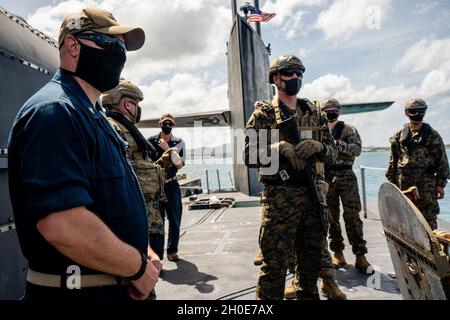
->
xmin=127 ymin=250 xmax=148 ymax=281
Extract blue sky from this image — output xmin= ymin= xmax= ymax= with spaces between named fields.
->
xmin=1 ymin=0 xmax=449 ymax=147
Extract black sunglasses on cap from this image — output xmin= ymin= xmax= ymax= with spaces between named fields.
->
xmin=279 ymin=69 xmax=303 ymax=77
xmin=75 ymin=32 xmax=126 ymax=53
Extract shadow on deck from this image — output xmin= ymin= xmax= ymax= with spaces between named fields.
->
xmin=154 ymin=193 xmax=414 ymax=300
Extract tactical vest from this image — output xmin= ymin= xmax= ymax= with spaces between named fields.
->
xmin=332 ymin=121 xmax=355 ymax=162
xmin=260 ymin=97 xmax=325 ymax=183
xmin=394 ymin=123 xmax=437 ymax=177
xmin=398 ymin=123 xmax=432 ymax=151
xmin=108 ymin=118 xmax=165 ymax=201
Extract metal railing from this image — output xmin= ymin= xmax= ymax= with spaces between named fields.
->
xmin=360 ymin=165 xmax=450 ymax=217
xmin=205 ymin=169 xmax=235 ymax=194
xmin=360 ymin=165 xmax=386 ymax=218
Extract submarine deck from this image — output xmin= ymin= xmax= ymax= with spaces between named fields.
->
xmin=155 ymin=192 xmax=450 ymax=300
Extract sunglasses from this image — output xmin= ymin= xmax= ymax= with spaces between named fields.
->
xmin=406 ymin=109 xmax=426 ymax=116
xmin=279 ymin=69 xmax=303 ymax=78
xmin=161 ymin=122 xmax=174 ymax=127
xmin=75 ymin=32 xmax=126 ymax=53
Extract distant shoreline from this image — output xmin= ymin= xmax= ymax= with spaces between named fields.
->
xmin=363 ymin=145 xmax=450 ymax=152
xmin=186 ymin=145 xmax=450 ymax=158
xmin=362 ymin=147 xmax=390 ymax=152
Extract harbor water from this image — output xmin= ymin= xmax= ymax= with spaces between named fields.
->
xmin=180 ymin=149 xmax=450 ymax=222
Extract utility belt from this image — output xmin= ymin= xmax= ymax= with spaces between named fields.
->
xmin=263 ymin=179 xmax=309 ymax=188
xmin=262 ymin=169 xmax=309 ymax=188
xmin=325 ymin=164 xmax=353 ymax=171
xmin=27 ymin=269 xmax=131 ymax=289
xmin=398 ymin=167 xmax=435 ymax=175
xmin=165 ymin=176 xmax=178 ymax=184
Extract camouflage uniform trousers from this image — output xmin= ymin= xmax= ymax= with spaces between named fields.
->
xmin=327 ymin=169 xmax=367 ymax=256
xmin=291 ymin=241 xmax=336 ymax=285
xmin=144 ymin=194 xmax=164 ymax=236
xmin=143 ymin=194 xmax=164 ymax=299
xmin=257 ymin=185 xmax=325 ymax=300
xmin=398 ymin=174 xmax=439 ymax=230
xmin=320 ymin=209 xmax=335 ymax=277
xmin=320 ymin=241 xmax=335 ymax=277
xmin=291 ymin=210 xmax=335 ymax=283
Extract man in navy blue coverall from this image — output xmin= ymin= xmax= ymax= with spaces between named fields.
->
xmin=8 ymin=8 xmax=161 ymax=300
xmin=148 ymin=113 xmax=185 ymax=262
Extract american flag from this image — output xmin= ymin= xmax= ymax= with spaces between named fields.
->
xmin=248 ymin=11 xmax=276 ymax=23
xmin=240 ymin=2 xmax=276 ymax=23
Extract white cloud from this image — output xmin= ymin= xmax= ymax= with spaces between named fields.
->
xmin=25 ymin=1 xmax=232 ymax=148
xmin=302 ymin=74 xmax=353 ymax=100
xmin=370 ymin=71 xmax=383 ymax=80
xmin=137 ymin=73 xmax=228 ymax=120
xmin=172 ymin=0 xmax=204 ymax=12
xmin=395 ymin=37 xmax=450 ymax=73
xmin=136 ymin=72 xmax=229 ymax=148
xmin=420 ymin=61 xmax=450 ymax=97
xmin=412 ymin=1 xmax=439 ymax=15
xmin=23 ymin=0 xmax=450 ymax=148
xmin=27 ymin=0 xmax=231 ymax=81
xmin=262 ymin=0 xmax=321 ymax=39
xmin=315 ymin=0 xmax=392 ymax=41
xmin=302 ymin=73 xmax=419 ymax=104
xmin=27 ymin=0 xmax=100 ymax=37
xmin=263 ymin=0 xmax=324 ymax=26
xmin=298 ymin=47 xmax=312 ymax=58
xmin=281 ymin=11 xmax=306 ymax=40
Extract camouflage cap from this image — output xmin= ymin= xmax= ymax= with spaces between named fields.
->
xmin=322 ymin=98 xmax=341 ymax=111
xmin=159 ymin=113 xmax=175 ymax=124
xmin=101 ymin=79 xmax=143 ymax=107
xmin=58 ymin=7 xmax=145 ymax=51
xmin=269 ymin=54 xmax=305 ymax=83
xmin=405 ymin=98 xmax=427 ymax=110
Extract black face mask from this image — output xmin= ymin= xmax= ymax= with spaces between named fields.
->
xmin=408 ymin=114 xmax=425 ymax=123
xmin=124 ymin=101 xmax=141 ymax=124
xmin=127 ymin=106 xmax=142 ymax=124
xmin=135 ymin=106 xmax=142 ymax=124
xmin=281 ymin=78 xmax=302 ymax=96
xmin=162 ymin=126 xmax=172 ymax=135
xmin=75 ymin=41 xmax=126 ymax=93
xmin=407 ymin=109 xmax=426 ymax=123
xmin=326 ymin=111 xmax=339 ymax=121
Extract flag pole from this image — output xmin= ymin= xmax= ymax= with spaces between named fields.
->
xmin=254 ymin=0 xmax=261 ymax=36
xmin=231 ymin=0 xmax=237 ymax=20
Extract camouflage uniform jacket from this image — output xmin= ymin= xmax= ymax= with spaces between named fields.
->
xmin=244 ymin=97 xmax=337 ymax=183
xmin=108 ymin=117 xmax=166 ymax=235
xmin=386 ymin=123 xmax=450 ymax=188
xmin=327 ymin=121 xmax=362 ymax=168
xmin=108 ymin=118 xmax=146 ymax=162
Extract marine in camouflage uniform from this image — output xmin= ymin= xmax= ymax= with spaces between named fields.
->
xmin=322 ymin=99 xmax=372 ymax=273
xmin=244 ymin=54 xmax=337 ymax=300
xmin=386 ymin=99 xmax=450 ymax=230
xmin=101 ymin=80 xmax=173 ymax=243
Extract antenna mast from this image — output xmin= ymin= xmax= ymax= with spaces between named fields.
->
xmin=231 ymin=0 xmax=237 ymax=20
xmin=254 ymin=0 xmax=261 ymax=36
